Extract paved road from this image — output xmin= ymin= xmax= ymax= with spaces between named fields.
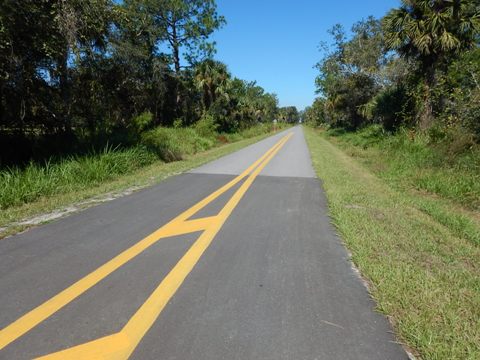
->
xmin=0 ymin=126 xmax=407 ymax=359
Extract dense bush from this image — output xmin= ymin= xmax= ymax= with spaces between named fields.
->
xmin=141 ymin=127 xmax=216 ymax=162
xmin=440 ymin=87 xmax=480 ymax=142
xmin=368 ymin=85 xmax=413 ymax=131
xmin=194 ymin=114 xmax=218 ymax=139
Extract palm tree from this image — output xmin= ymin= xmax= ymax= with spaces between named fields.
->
xmin=382 ymin=0 xmax=480 ymax=128
xmin=194 ymin=59 xmax=231 ymax=112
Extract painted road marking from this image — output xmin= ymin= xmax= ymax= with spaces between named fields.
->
xmin=0 ymin=132 xmax=293 ymax=359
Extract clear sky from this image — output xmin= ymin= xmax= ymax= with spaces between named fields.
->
xmin=211 ymin=0 xmax=400 ymax=110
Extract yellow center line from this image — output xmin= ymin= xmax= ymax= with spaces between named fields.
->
xmin=0 ymin=132 xmax=292 ymax=353
xmin=36 ymin=132 xmax=292 ymax=360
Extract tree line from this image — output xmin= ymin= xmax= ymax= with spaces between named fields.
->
xmin=0 ymin=0 xmax=297 ymax=166
xmin=304 ymin=0 xmax=479 ymax=144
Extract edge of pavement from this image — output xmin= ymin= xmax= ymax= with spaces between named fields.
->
xmin=0 ymin=128 xmax=292 ymax=240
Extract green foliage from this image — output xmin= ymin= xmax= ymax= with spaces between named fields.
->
xmin=308 ymin=5 xmax=480 ymax=356
xmin=330 ymin=125 xmax=480 ymax=209
xmin=0 ymin=0 xmax=279 ymax=167
xmin=131 ymin=111 xmax=154 ymax=134
xmin=315 ymin=18 xmax=383 ymax=129
xmin=230 ymin=80 xmax=279 ymax=126
xmin=220 ymin=122 xmax=287 ymax=143
xmin=152 ymin=0 xmax=226 ymax=73
xmin=172 ymin=119 xmax=183 ymax=128
xmin=436 ymin=48 xmax=480 ymax=139
xmin=0 ymin=146 xmax=156 ymax=209
xmin=194 ymin=113 xmax=218 ymax=138
xmin=140 ymin=126 xmax=216 ymax=161
xmin=278 ymin=106 xmax=299 ymax=123
xmin=140 ymin=121 xmax=285 ymax=163
xmin=447 ymin=47 xmax=480 ymax=90
xmin=0 ymin=122 xmax=281 ymax=212
xmin=382 ymin=0 xmax=480 ymax=128
xmin=344 ymin=16 xmax=387 ymax=75
xmin=367 ymin=85 xmax=414 ymax=131
xmin=303 ymin=98 xmax=326 ymax=126
xmin=192 ymin=68 xmax=279 ymax=133
xmin=382 ymin=0 xmax=479 ymax=60
xmin=313 ymin=1 xmax=480 ymax=146
xmin=442 ymin=88 xmax=480 ymax=139
xmin=238 ymin=122 xmax=281 ymax=138
xmin=194 ymin=60 xmax=230 ymax=107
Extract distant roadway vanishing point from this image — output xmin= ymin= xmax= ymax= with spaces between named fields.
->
xmin=0 ymin=126 xmax=408 ymax=359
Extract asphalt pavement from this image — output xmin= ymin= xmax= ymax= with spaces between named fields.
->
xmin=0 ymin=126 xmax=407 ymax=359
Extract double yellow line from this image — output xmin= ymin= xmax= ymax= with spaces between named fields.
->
xmin=0 ymin=132 xmax=293 ymax=359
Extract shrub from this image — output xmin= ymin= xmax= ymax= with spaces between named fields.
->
xmin=195 ymin=113 xmax=218 ymax=139
xmin=140 ymin=126 xmax=217 ymax=162
xmin=370 ymin=85 xmax=413 ymax=131
xmin=131 ymin=111 xmax=154 ymax=134
xmin=140 ymin=127 xmax=185 ymax=162
xmin=442 ymin=88 xmax=480 ymax=141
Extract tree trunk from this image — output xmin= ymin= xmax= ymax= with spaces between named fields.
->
xmin=170 ymin=20 xmax=183 ymax=115
xmin=419 ymin=90 xmax=433 ymax=131
xmin=418 ymin=62 xmax=435 ymax=130
xmin=172 ymin=40 xmax=180 ymax=75
xmin=58 ymin=47 xmax=71 ymax=133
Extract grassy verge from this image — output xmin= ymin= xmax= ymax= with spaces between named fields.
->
xmin=304 ymin=126 xmax=480 ymax=359
xmin=326 ymin=125 xmax=480 ymax=247
xmin=0 ymin=124 xmax=286 ymax=238
xmin=327 ymin=125 xmax=480 ymax=210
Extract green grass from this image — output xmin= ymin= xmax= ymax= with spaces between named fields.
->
xmin=328 ymin=125 xmax=480 ymax=210
xmin=304 ymin=126 xmax=480 ymax=359
xmin=0 ymin=123 xmax=286 ymax=237
xmin=326 ymin=125 xmax=480 ymax=247
xmin=0 ymin=146 xmax=157 ymax=209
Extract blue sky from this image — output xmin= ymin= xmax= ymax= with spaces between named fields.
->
xmin=211 ymin=0 xmax=400 ymax=110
